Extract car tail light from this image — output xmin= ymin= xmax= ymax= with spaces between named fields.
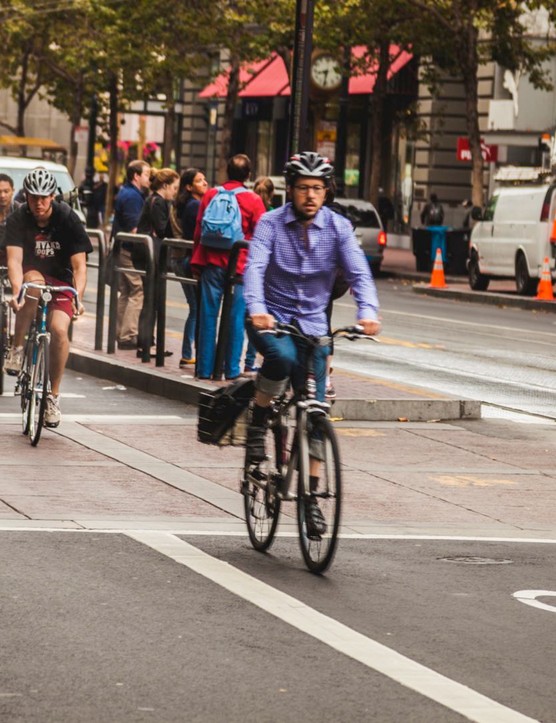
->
xmin=378 ymin=230 xmax=387 ymax=246
xmin=541 ymin=202 xmax=550 ymax=221
xmin=550 ymin=219 xmax=556 ymax=244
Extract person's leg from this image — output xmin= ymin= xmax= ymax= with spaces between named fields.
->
xmin=5 ymin=270 xmax=42 ymax=374
xmin=225 ymin=281 xmax=246 ymax=380
xmin=196 ymin=265 xmax=225 ymax=379
xmin=48 ymin=309 xmax=72 ymax=396
xmin=245 ymin=324 xmax=297 ymax=461
xmin=182 ymin=281 xmax=197 ymax=361
xmin=117 ymin=249 xmax=143 ymax=346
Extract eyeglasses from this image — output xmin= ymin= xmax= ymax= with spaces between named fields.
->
xmin=294 ymin=184 xmax=326 ymax=195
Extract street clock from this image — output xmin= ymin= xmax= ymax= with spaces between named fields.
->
xmin=310 ymin=52 xmax=342 ymax=92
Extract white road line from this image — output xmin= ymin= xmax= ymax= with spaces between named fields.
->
xmin=127 ymin=531 xmax=537 ymax=723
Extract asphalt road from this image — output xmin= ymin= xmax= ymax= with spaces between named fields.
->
xmin=2 ymin=372 xmax=556 ymax=722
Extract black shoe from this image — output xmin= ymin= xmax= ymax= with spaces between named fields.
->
xmin=117 ymin=340 xmax=137 ymax=350
xmin=246 ymin=424 xmax=266 ymax=464
xmin=305 ymin=499 xmax=327 ymax=540
xmin=137 ymin=348 xmax=173 ymax=358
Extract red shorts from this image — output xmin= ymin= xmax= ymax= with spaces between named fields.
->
xmin=23 ymin=270 xmax=75 ymax=319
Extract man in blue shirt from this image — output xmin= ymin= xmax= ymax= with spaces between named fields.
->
xmin=243 ymin=152 xmax=381 ymax=533
xmin=113 ymin=160 xmax=151 ymax=349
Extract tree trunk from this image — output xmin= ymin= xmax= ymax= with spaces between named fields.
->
xmin=162 ymin=103 xmax=176 ymax=167
xmin=68 ymin=82 xmax=84 ymax=177
xmin=461 ymin=21 xmax=483 ymax=207
xmin=369 ymin=40 xmax=390 ymax=206
xmin=217 ymin=55 xmax=240 ymax=183
xmin=105 ymin=75 xmax=119 ymax=226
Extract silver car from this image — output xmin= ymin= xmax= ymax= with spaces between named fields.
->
xmin=333 ymin=198 xmax=387 ymax=275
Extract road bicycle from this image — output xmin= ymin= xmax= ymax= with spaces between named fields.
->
xmin=241 ymin=322 xmax=376 ymax=574
xmin=0 ymin=265 xmax=14 ymax=395
xmin=14 ymin=281 xmax=78 ymax=446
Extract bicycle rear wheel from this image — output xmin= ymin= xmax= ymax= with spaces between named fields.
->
xmin=242 ymin=424 xmax=282 ymax=552
xmin=297 ymin=415 xmax=342 ymax=574
xmin=28 ymin=336 xmax=50 ymax=446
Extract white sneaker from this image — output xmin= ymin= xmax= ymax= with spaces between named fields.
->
xmin=45 ymin=394 xmax=61 ymax=428
xmin=5 ymin=346 xmax=24 ymax=376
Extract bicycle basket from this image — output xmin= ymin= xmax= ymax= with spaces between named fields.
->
xmin=197 ymin=378 xmax=254 ymax=446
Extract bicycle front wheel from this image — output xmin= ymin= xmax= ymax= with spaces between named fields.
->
xmin=242 ymin=425 xmax=282 ymax=552
xmin=28 ymin=336 xmax=50 ymax=446
xmin=297 ymin=415 xmax=342 ymax=575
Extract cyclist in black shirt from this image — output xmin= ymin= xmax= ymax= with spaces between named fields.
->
xmin=4 ymin=168 xmax=93 ymax=427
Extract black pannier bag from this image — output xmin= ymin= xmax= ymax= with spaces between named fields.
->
xmin=197 ymin=378 xmax=255 ymax=446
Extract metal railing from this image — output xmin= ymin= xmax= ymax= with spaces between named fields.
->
xmin=101 ymin=234 xmax=246 ymax=376
xmin=85 ymin=228 xmax=108 ymax=350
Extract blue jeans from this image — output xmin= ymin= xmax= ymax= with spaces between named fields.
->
xmin=197 ymin=264 xmax=245 ymax=379
xmin=246 ymin=322 xmax=329 ymax=401
xmin=171 ymin=256 xmax=197 ymax=360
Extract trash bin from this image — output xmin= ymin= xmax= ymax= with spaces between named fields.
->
xmin=445 ymin=228 xmax=470 ymax=275
xmin=429 ymin=226 xmax=448 ymax=264
xmin=412 ymin=228 xmax=432 ymax=272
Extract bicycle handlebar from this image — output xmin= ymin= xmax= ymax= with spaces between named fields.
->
xmin=260 ymin=321 xmax=379 ymax=344
xmin=17 ymin=282 xmax=79 ymax=307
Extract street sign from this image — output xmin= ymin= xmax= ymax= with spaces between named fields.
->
xmin=456 ymin=137 xmax=498 ymax=163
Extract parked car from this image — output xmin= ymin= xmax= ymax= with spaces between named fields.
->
xmin=469 ymin=177 xmax=556 ymax=295
xmin=333 ymin=198 xmax=387 ymax=275
xmin=0 ymin=156 xmax=85 ymax=223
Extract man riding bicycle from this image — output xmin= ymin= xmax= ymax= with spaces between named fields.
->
xmin=243 ymin=151 xmax=381 ymax=533
xmin=4 ymin=168 xmax=93 ymax=427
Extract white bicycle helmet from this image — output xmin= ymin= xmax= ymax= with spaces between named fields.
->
xmin=23 ymin=168 xmax=58 ymax=196
xmin=284 ymin=152 xmax=334 ymax=186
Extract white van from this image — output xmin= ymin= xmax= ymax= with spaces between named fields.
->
xmin=468 ymin=177 xmax=556 ymax=295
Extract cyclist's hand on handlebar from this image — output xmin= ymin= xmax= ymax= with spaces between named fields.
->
xmin=10 ymin=294 xmax=24 ymax=312
xmin=250 ymin=313 xmax=275 ymax=331
xmin=73 ymin=300 xmax=85 ymax=318
xmin=358 ymin=319 xmax=381 ymax=336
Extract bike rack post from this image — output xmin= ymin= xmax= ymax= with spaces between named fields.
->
xmin=156 ymin=238 xmax=196 ymax=367
xmin=85 ymin=228 xmax=107 ymax=350
xmin=108 ymin=232 xmax=154 ymax=362
xmin=212 ymin=240 xmax=248 ymax=381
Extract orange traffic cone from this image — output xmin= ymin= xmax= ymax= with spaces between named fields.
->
xmin=536 ymin=257 xmax=554 ymax=300
xmin=429 ymin=247 xmax=447 ymax=288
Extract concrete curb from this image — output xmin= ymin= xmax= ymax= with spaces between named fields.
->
xmin=67 ymin=348 xmax=481 ymax=422
xmin=412 ymin=283 xmax=556 ymax=312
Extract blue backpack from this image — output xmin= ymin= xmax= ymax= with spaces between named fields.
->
xmin=200 ymin=186 xmax=248 ymax=250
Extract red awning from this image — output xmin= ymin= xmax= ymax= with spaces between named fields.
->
xmin=199 ymin=46 xmax=412 ymax=99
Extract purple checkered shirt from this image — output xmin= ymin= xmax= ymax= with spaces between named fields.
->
xmin=244 ymin=203 xmax=380 ymax=336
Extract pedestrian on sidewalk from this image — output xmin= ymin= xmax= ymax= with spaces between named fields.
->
xmin=191 ymin=154 xmax=265 ymax=380
xmin=113 ymin=160 xmax=151 ymax=350
xmin=173 ymin=167 xmax=208 ymax=368
xmin=136 ymin=167 xmax=180 ymax=357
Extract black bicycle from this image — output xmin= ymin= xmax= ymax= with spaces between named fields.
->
xmin=14 ymin=282 xmax=78 ymax=446
xmin=241 ymin=322 xmax=376 ymax=574
xmin=0 ymin=265 xmax=14 ymax=395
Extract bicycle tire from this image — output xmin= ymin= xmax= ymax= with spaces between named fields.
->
xmin=243 ymin=423 xmax=282 ymax=552
xmin=19 ymin=339 xmax=34 ymax=435
xmin=28 ymin=336 xmax=49 ymax=446
xmin=297 ymin=415 xmax=342 ymax=574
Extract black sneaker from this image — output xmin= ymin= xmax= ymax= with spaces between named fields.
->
xmin=246 ymin=424 xmax=266 ymax=463
xmin=305 ymin=499 xmax=327 ymax=540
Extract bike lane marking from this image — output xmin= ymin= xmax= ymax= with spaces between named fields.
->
xmin=513 ymin=590 xmax=556 ymax=613
xmin=127 ymin=530 xmax=537 ymax=723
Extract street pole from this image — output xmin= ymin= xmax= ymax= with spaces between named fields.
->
xmin=335 ymin=46 xmax=351 ymax=197
xmin=288 ymin=0 xmax=315 ymax=156
xmin=84 ymin=95 xmax=98 ymax=228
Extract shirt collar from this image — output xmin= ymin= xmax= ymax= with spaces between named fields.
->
xmin=285 ymin=202 xmax=326 ymax=229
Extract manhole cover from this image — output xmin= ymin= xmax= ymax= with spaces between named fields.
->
xmin=439 ymin=556 xmax=513 ymax=565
